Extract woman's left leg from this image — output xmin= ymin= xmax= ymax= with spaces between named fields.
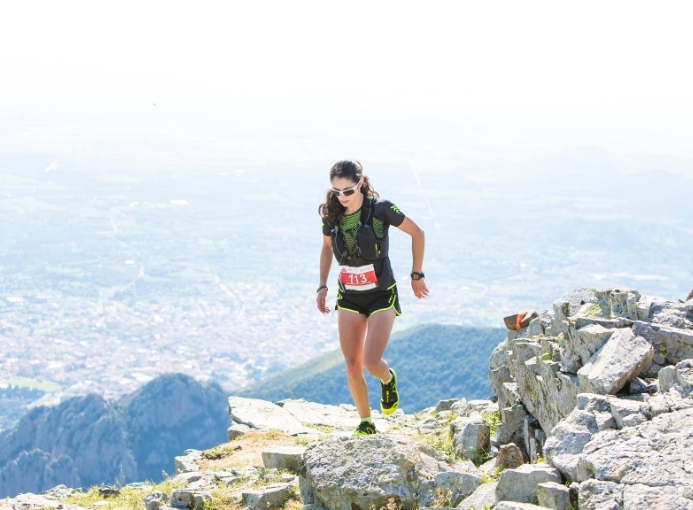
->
xmin=362 ymin=308 xmax=397 ymax=382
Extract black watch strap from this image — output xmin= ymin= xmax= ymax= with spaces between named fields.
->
xmin=316 ymin=285 xmax=328 ymax=293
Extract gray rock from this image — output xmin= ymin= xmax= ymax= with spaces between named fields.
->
xmin=231 ymin=466 xmax=260 ymax=482
xmin=495 ymin=502 xmax=552 ymax=510
xmin=144 ymin=491 xmax=168 ymax=510
xmin=226 ymin=423 xmax=251 ymax=441
xmin=675 ymin=359 xmax=693 ymax=395
xmin=623 ymin=483 xmax=693 ymax=510
xmin=497 ymin=404 xmax=528 ymax=446
xmin=537 ymin=481 xmax=571 ymax=510
xmin=577 ymin=329 xmax=654 ymax=395
xmin=466 ymin=399 xmax=499 ymax=416
xmin=489 ymin=341 xmax=512 ymax=391
xmin=495 ymin=464 xmax=562 ymax=504
xmin=495 ymin=443 xmax=524 ymax=470
xmin=450 ymin=415 xmax=482 ymax=436
xmin=434 ymin=470 xmax=483 ymax=504
xmin=562 ymin=323 xmax=618 ymax=373
xmin=658 ymin=365 xmax=677 ymax=392
xmin=578 ymin=479 xmax=623 ymax=510
xmin=420 ymin=416 xmax=443 ymax=434
xmin=228 ymin=396 xmax=313 ymax=436
xmin=453 ymin=422 xmax=490 ymax=461
xmin=576 ymin=393 xmax=610 ymax=413
xmin=261 ymin=445 xmax=306 ymax=474
xmin=597 ymin=289 xmax=641 ymax=320
xmin=553 ymin=288 xmax=600 ymax=322
xmin=497 ymin=382 xmax=521 ymax=410
xmin=508 ymin=347 xmax=581 ymax=434
xmin=0 ymin=493 xmax=90 ymax=510
xmin=628 ymin=377 xmax=657 ymax=394
xmin=173 ymin=449 xmax=201 ymax=474
xmin=192 ymin=492 xmax=211 ymax=509
xmin=450 ymin=398 xmax=469 ymax=414
xmin=280 ymin=399 xmax=358 ymax=428
xmin=40 ymin=484 xmax=83 ymax=500
xmin=544 ymin=410 xmax=598 ymax=457
xmin=436 ymin=399 xmax=461 ymax=412
xmin=456 ymin=481 xmax=497 ymax=510
xmin=593 ymin=411 xmax=615 ymax=431
xmin=172 ymin=471 xmax=203 ymax=484
xmin=575 ymin=407 xmax=693 ymax=487
xmin=242 ymin=484 xmax=292 ymax=510
xmin=644 ymin=392 xmax=671 ymax=418
xmin=608 ymin=396 xmax=649 ymax=429
xmin=170 ymin=488 xmax=195 ymax=508
xmin=300 ymin=435 xmax=480 ymax=510
xmin=523 ymin=415 xmax=545 ymax=464
xmin=543 ymin=409 xmax=599 ymax=482
xmin=634 ymin=320 xmax=693 ymax=366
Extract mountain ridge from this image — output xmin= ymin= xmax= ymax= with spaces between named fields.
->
xmin=0 ymin=373 xmax=228 ymax=499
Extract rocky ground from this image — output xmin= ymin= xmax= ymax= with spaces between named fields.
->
xmin=2 ymin=287 xmax=692 ymax=510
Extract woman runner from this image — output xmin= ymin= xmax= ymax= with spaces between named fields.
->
xmin=316 ymin=159 xmax=429 ymax=436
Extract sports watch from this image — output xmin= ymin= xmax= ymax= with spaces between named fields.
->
xmin=410 ymin=271 xmax=425 ymax=280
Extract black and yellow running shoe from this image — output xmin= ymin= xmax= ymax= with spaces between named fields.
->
xmin=380 ymin=368 xmax=399 ymax=415
xmin=353 ymin=420 xmax=377 ymax=437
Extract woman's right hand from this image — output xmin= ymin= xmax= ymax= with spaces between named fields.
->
xmin=316 ymin=287 xmax=330 ymax=314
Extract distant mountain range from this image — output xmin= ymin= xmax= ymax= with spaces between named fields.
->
xmin=239 ymin=324 xmax=507 ymax=412
xmin=0 ymin=374 xmax=228 ymax=499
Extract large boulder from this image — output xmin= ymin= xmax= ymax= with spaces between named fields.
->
xmin=495 ymin=463 xmax=562 ymax=504
xmin=227 ymin=396 xmax=313 ymax=436
xmin=300 ymin=435 xmax=481 ymax=509
xmin=577 ymin=329 xmax=654 ymax=394
xmin=507 ymin=339 xmax=581 ymax=434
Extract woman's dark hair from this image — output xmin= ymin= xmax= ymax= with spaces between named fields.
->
xmin=318 ymin=160 xmax=378 ymax=224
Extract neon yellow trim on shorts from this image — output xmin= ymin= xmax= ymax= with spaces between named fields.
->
xmin=370 ymin=304 xmax=402 ymax=316
xmin=337 ymin=306 xmax=362 ymax=314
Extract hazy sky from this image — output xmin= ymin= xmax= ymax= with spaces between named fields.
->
xmin=2 ymin=1 xmax=692 ymax=151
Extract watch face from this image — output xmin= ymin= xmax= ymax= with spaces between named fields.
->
xmin=411 ymin=272 xmax=422 ymax=280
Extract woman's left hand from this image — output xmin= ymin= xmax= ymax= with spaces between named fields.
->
xmin=412 ymin=278 xmax=429 ymax=299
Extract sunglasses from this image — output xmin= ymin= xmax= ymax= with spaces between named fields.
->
xmin=332 ymin=179 xmax=362 ymax=197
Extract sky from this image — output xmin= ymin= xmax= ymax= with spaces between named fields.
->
xmin=1 ymin=1 xmax=692 ymax=151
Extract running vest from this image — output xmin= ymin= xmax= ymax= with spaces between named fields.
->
xmin=325 ymin=197 xmax=390 ymax=265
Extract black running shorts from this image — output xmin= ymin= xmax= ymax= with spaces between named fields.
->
xmin=336 ymin=283 xmax=402 ymax=317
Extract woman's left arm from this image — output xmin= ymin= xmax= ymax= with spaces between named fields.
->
xmin=397 ymin=216 xmax=429 ymax=299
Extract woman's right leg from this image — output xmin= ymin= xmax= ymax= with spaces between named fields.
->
xmin=338 ymin=309 xmax=370 ymax=419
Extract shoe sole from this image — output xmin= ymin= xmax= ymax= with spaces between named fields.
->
xmin=380 ymin=369 xmax=399 ymax=416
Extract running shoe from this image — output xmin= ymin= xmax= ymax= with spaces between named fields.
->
xmin=353 ymin=420 xmax=377 ymax=437
xmin=380 ymin=368 xmax=399 ymax=415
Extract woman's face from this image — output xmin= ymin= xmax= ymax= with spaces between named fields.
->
xmin=331 ymin=176 xmax=362 ymax=208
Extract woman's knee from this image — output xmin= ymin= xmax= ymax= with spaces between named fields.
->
xmin=363 ymin=357 xmax=383 ymax=376
xmin=344 ymin=358 xmax=363 ymax=378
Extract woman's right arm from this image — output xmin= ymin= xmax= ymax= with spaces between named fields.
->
xmin=316 ymin=235 xmax=333 ymax=313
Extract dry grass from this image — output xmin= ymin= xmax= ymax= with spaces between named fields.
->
xmin=198 ymin=429 xmax=300 ymax=472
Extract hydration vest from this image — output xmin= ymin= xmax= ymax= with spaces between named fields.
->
xmin=326 ymin=197 xmax=390 ymax=265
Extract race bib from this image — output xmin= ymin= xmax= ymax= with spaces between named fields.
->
xmin=339 ymin=264 xmax=378 ymax=291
